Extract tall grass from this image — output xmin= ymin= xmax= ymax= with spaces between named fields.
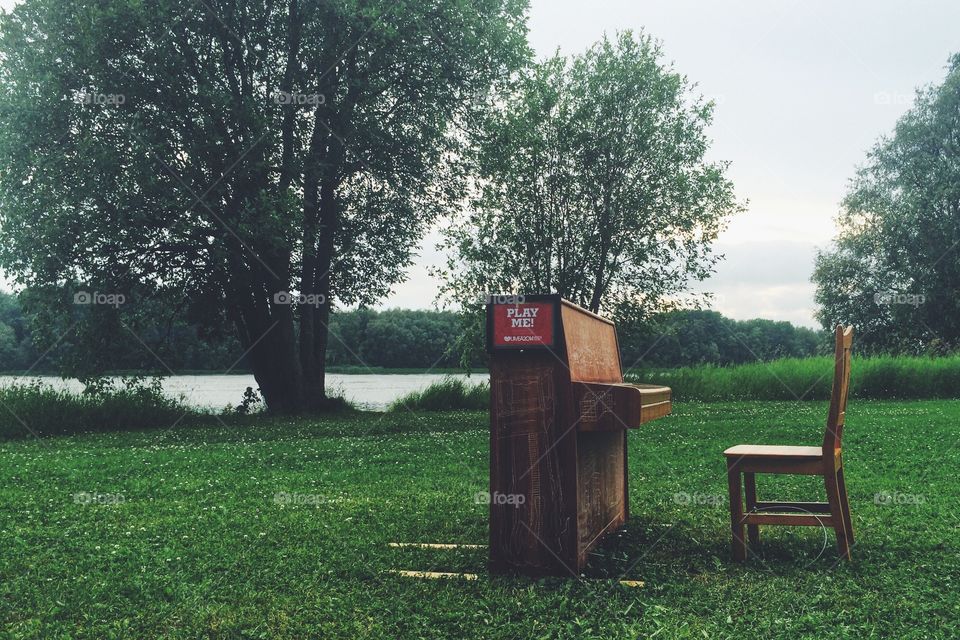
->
xmin=388 ymin=377 xmax=489 ymax=412
xmin=626 ymin=354 xmax=960 ymax=401
xmin=0 ymin=381 xmax=197 ymax=440
xmin=393 ymin=355 xmax=960 ymax=411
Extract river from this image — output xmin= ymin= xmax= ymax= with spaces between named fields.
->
xmin=0 ymin=373 xmax=489 ymax=411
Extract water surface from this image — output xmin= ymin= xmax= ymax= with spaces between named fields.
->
xmin=0 ymin=373 xmax=488 ymax=411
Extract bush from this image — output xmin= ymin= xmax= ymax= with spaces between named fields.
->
xmin=388 ymin=377 xmax=489 ymax=412
xmin=0 ymin=379 xmax=196 ymax=440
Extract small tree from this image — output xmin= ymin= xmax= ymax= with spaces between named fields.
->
xmin=438 ymin=31 xmax=740 ymax=360
xmin=813 ymin=54 xmax=960 ymax=352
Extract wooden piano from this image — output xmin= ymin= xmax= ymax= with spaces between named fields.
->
xmin=486 ymin=295 xmax=672 ymax=576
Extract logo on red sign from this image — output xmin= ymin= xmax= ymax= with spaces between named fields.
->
xmin=492 ymin=302 xmax=555 ymax=348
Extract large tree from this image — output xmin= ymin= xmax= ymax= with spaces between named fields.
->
xmin=438 ymin=31 xmax=741 ymax=327
xmin=813 ymin=54 xmax=960 ymax=353
xmin=0 ymin=0 xmax=528 ymax=411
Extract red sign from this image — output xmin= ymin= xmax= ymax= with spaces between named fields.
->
xmin=492 ymin=302 xmax=555 ymax=348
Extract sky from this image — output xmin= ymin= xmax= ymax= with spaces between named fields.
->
xmin=1 ymin=0 xmax=958 ymax=327
xmin=384 ymin=0 xmax=960 ymax=327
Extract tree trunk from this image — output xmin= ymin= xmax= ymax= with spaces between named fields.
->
xmin=300 ymin=179 xmax=338 ymax=408
xmin=308 ymin=185 xmax=338 ymax=405
xmin=232 ymin=288 xmax=305 ymax=414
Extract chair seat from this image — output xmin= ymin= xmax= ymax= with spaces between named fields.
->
xmin=723 ymin=444 xmax=823 ymax=459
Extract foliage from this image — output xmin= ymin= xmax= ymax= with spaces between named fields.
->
xmin=0 ymin=291 xmax=245 ymax=372
xmin=0 ymin=0 xmax=529 ymax=411
xmin=0 ymin=290 xmax=37 ymax=370
xmin=231 ymin=386 xmax=263 ymax=416
xmin=619 ymin=309 xmax=822 ymax=367
xmin=0 ymin=379 xmax=195 ymax=439
xmin=327 ymin=308 xmax=468 ymax=369
xmin=388 ymin=376 xmax=488 ymax=412
xmin=1 ymin=402 xmax=959 ymax=637
xmin=0 ymin=291 xmax=831 ymax=371
xmin=439 ymin=30 xmax=742 ymax=322
xmin=813 ymin=53 xmax=960 ymax=352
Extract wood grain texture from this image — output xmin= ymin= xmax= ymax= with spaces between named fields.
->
xmin=488 ymin=351 xmax=577 ymax=575
xmin=573 ymin=382 xmax=672 ymax=432
xmin=560 ymin=300 xmax=621 ymax=383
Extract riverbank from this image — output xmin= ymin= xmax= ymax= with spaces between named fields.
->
xmin=0 ymin=372 xmax=489 ymax=418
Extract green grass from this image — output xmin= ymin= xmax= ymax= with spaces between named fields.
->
xmin=627 ymin=354 xmax=960 ymax=401
xmin=396 ymin=355 xmax=960 ymax=412
xmin=388 ymin=376 xmax=489 ymax=412
xmin=1 ymin=401 xmax=958 ymax=638
xmin=0 ymin=381 xmax=199 ymax=440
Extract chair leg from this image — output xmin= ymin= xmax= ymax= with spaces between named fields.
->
xmin=744 ymin=472 xmax=760 ymax=546
xmin=836 ymin=467 xmax=854 ymax=544
xmin=824 ymin=470 xmax=852 ymax=560
xmin=727 ymin=460 xmax=746 ymax=561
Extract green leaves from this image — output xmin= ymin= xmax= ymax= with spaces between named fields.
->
xmin=440 ymin=30 xmax=741 ymax=327
xmin=814 ymin=54 xmax=960 ymax=352
xmin=0 ymin=0 xmax=529 ymax=406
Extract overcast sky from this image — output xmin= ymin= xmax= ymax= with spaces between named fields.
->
xmin=388 ymin=0 xmax=960 ymax=327
xmin=1 ymin=0 xmax=957 ymax=327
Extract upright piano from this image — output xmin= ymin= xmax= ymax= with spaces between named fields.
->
xmin=486 ymin=295 xmax=672 ymax=576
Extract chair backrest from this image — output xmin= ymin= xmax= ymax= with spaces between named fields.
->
xmin=823 ymin=325 xmax=854 ymax=454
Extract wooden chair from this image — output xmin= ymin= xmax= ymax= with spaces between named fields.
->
xmin=724 ymin=325 xmax=854 ymax=562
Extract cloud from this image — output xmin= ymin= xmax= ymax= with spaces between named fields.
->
xmin=696 ymin=240 xmax=821 ymax=327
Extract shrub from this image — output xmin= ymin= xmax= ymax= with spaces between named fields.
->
xmin=388 ymin=377 xmax=489 ymax=412
xmin=0 ymin=379 xmax=196 ymax=440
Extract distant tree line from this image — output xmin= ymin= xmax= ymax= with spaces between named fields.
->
xmin=619 ymin=310 xmax=822 ymax=368
xmin=0 ymin=291 xmax=823 ymax=372
xmin=0 ymin=291 xmax=34 ymax=370
xmin=325 ymin=309 xmax=465 ymax=369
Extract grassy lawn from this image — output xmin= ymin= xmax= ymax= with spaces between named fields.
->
xmin=1 ymin=401 xmax=958 ymax=638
